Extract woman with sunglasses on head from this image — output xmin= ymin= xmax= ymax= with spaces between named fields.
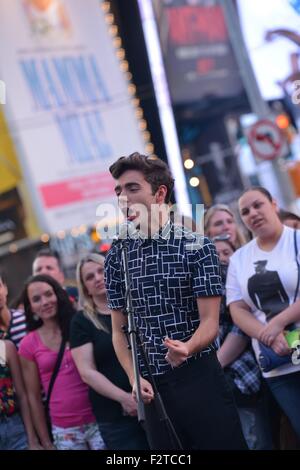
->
xmin=213 ymin=234 xmax=236 ymax=265
xmin=213 ymin=234 xmax=273 ymax=450
xmin=226 ymin=187 xmax=300 ymax=441
xmin=204 ymin=204 xmax=247 ymax=249
xmin=70 ymin=253 xmax=149 ymax=450
xmin=18 ymin=274 xmax=105 ymax=450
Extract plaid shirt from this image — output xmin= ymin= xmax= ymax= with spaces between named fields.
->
xmin=105 ymin=221 xmax=222 ymax=376
xmin=219 ymin=264 xmax=261 ymax=395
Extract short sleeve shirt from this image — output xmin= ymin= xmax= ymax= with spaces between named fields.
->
xmin=70 ymin=311 xmax=132 ymax=423
xmin=105 ymin=221 xmax=222 ymax=376
xmin=226 ymin=226 xmax=300 ymax=378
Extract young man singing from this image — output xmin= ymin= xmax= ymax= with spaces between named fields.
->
xmin=105 ymin=152 xmax=247 ymax=450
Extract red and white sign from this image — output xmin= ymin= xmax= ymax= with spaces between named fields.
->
xmin=248 ymin=119 xmax=285 ymax=160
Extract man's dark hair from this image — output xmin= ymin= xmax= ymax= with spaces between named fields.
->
xmin=34 ymin=248 xmax=63 ymax=270
xmin=22 ymin=274 xmax=75 ymax=341
xmin=109 ymin=152 xmax=175 ymax=203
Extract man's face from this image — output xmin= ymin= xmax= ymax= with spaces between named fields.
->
xmin=114 ymin=170 xmax=166 ymax=232
xmin=0 ymin=277 xmax=8 ymax=310
xmin=32 ymin=256 xmax=64 ymax=286
xmin=255 ymin=263 xmax=266 ymax=274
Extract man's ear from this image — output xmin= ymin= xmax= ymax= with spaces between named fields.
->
xmin=155 ymin=185 xmax=168 ymax=204
xmin=59 ymin=270 xmax=65 ymax=286
xmin=273 ymin=198 xmax=279 ymax=213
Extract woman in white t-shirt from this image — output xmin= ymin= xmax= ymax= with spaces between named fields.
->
xmin=226 ymin=187 xmax=300 ymax=439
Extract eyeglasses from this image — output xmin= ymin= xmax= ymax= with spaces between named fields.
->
xmin=212 ymin=234 xmax=231 ymax=242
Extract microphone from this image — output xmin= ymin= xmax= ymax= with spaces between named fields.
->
xmin=114 ymin=220 xmax=136 ymax=241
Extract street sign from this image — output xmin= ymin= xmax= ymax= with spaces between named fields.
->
xmin=248 ymin=119 xmax=285 ymax=160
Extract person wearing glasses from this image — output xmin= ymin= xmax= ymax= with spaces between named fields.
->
xmin=204 ymin=204 xmax=247 ymax=249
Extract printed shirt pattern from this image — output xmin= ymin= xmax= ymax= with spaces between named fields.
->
xmin=0 ymin=358 xmax=17 ymax=418
xmin=105 ymin=221 xmax=222 ymax=376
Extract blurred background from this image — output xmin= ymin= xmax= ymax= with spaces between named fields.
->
xmin=1 ymin=0 xmax=300 ymax=300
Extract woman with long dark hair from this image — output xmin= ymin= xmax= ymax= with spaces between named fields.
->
xmin=19 ymin=274 xmax=105 ymax=450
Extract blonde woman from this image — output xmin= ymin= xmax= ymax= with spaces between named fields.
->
xmin=204 ymin=204 xmax=247 ymax=249
xmin=70 ymin=253 xmax=148 ymax=450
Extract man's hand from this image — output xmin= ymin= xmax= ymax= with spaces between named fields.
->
xmin=132 ymin=377 xmax=154 ymax=404
xmin=163 ymin=337 xmax=189 ymax=367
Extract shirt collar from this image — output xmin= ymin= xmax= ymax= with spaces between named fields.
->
xmin=125 ymin=219 xmax=198 ymax=245
xmin=125 ymin=219 xmax=173 ymax=245
xmin=152 ymin=218 xmax=173 ymax=242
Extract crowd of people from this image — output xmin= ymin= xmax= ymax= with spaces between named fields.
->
xmin=1 ymin=152 xmax=300 ymax=450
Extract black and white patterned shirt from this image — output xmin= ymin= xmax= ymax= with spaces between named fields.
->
xmin=105 ymin=221 xmax=222 ymax=376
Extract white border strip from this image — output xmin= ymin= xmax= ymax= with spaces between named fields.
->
xmin=138 ymin=0 xmax=191 ymax=216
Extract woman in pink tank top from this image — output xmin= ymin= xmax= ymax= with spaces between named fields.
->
xmin=19 ymin=274 xmax=105 ymax=450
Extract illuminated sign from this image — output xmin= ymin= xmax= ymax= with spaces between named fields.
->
xmin=0 ymin=0 xmax=145 ymax=233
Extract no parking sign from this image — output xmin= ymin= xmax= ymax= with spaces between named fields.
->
xmin=248 ymin=119 xmax=285 ymax=160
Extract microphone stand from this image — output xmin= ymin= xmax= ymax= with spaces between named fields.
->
xmin=121 ymin=237 xmax=145 ymax=423
xmin=120 ymin=236 xmax=183 ymax=450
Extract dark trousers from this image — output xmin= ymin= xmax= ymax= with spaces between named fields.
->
xmin=266 ymin=371 xmax=300 ymax=440
xmin=144 ymin=352 xmax=248 ymax=450
xmin=97 ymin=415 xmax=149 ymax=450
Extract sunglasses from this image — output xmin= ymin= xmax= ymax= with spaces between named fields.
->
xmin=212 ymin=234 xmax=231 ymax=242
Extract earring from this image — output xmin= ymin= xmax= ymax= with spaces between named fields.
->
xmin=33 ymin=314 xmax=39 ymax=321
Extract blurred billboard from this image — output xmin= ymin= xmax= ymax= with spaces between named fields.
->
xmin=152 ymin=0 xmax=244 ymax=104
xmin=0 ymin=0 xmax=145 ymax=233
xmin=237 ymin=0 xmax=300 ymax=102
